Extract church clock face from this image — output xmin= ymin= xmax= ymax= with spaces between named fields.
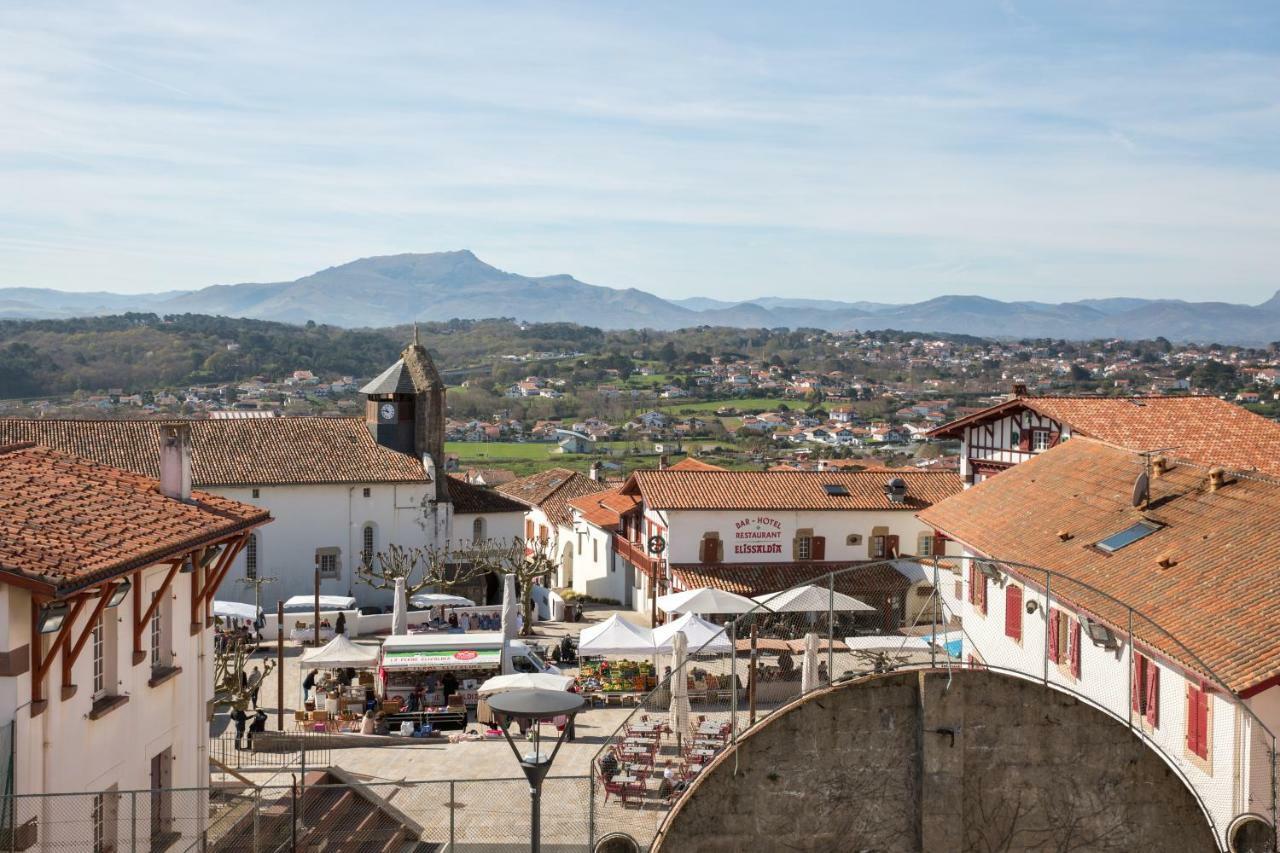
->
xmin=379 ymin=402 xmax=397 ymax=422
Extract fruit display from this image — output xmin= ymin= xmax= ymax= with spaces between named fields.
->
xmin=577 ymin=659 xmax=656 ymax=693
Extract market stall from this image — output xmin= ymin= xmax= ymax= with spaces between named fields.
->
xmin=297 ymin=633 xmax=381 ymax=726
xmin=283 ymin=594 xmax=357 ymax=642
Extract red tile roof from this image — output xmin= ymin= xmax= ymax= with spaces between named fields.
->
xmin=670 ymin=562 xmax=911 ymax=599
xmin=667 ymin=457 xmax=726 ymax=471
xmin=622 ymin=469 xmax=961 ymax=512
xmin=567 ymin=488 xmax=641 ymax=530
xmin=0 ymin=443 xmax=269 ymax=595
xmin=929 ymin=395 xmax=1280 ymax=476
xmin=495 ymin=467 xmax=606 ymax=527
xmin=0 ymin=418 xmax=427 ymax=487
xmin=918 ymin=437 xmax=1280 ymax=694
xmin=445 ymin=476 xmax=527 ymax=515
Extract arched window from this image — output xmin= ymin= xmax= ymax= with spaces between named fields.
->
xmin=362 ymin=524 xmax=376 ymax=567
xmin=472 ymin=517 xmax=485 ymax=544
xmin=245 ymin=534 xmax=259 ymax=580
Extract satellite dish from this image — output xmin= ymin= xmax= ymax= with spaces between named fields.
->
xmin=1132 ymin=472 xmax=1150 ymax=508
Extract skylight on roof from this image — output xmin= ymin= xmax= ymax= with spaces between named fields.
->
xmin=1096 ymin=520 xmax=1162 ymax=553
xmin=822 ymin=484 xmax=850 ymax=496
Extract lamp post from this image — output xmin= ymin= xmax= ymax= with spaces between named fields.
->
xmin=486 ymin=689 xmax=586 ymax=853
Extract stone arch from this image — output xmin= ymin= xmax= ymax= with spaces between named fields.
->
xmin=654 ymin=668 xmax=1217 ymax=853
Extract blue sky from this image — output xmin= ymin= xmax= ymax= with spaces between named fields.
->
xmin=2 ymin=1 xmax=1279 ymax=304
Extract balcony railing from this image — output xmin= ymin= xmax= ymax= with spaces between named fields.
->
xmin=612 ymin=534 xmax=658 ymax=578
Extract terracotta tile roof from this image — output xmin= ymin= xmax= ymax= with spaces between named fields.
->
xmin=567 ymin=487 xmax=641 ymax=530
xmin=0 ymin=442 xmax=269 ymax=595
xmin=670 ymin=562 xmax=911 ymax=599
xmin=445 ymin=476 xmax=527 ymax=515
xmin=929 ymin=395 xmax=1280 ymax=476
xmin=0 ymin=418 xmax=426 ymax=487
xmin=622 ymin=469 xmax=961 ymax=512
xmin=918 ymin=437 xmax=1280 ymax=694
xmin=494 ymin=467 xmax=605 ymax=527
xmin=667 ymin=457 xmax=726 ymax=471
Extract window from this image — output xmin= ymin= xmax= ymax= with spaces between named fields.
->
xmin=538 ymin=525 xmax=549 ymax=544
xmin=361 ymin=525 xmax=375 ymax=566
xmin=698 ymin=533 xmax=721 ymax=564
xmin=968 ymin=565 xmax=988 ymax=615
xmin=362 ymin=487 xmax=371 ymax=498
xmin=917 ymin=534 xmax=934 ymax=557
xmin=1096 ymin=520 xmax=1162 ymax=553
xmin=251 ymin=488 xmax=260 ymax=499
xmin=525 ymin=519 xmax=534 ymax=541
xmin=316 ymin=548 xmax=340 ymax=580
xmin=1004 ymin=585 xmax=1022 ymax=642
xmin=92 ymin=616 xmax=106 ymax=699
xmin=150 ymin=594 xmax=162 ymax=671
xmin=822 ymin=484 xmax=850 ymax=496
xmin=577 ymin=532 xmax=585 ymax=555
xmin=472 ymin=517 xmax=485 ymax=543
xmin=1133 ymin=653 xmax=1159 ymax=727
xmin=796 ymin=536 xmax=812 ymax=560
xmin=1187 ymin=682 xmax=1210 ymax=760
xmin=593 ymin=538 xmax=599 ymax=562
xmin=245 ymin=534 xmax=258 ymax=580
xmin=93 ymin=787 xmax=118 ymax=853
xmin=1031 ymin=429 xmax=1052 ymax=451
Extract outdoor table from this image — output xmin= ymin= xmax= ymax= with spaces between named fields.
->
xmin=612 ymin=775 xmax=637 ymax=784
xmin=691 ymin=748 xmax=716 ymax=757
xmin=623 ymin=737 xmax=651 ymax=745
xmin=630 ymin=723 xmax=659 ymax=732
xmin=693 ymin=739 xmax=721 ymax=748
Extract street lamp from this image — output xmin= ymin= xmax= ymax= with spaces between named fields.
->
xmin=486 ymin=689 xmax=587 ymax=853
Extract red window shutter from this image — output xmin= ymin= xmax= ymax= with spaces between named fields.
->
xmin=1048 ymin=609 xmax=1060 ymax=662
xmin=1186 ymin=686 xmax=1202 ymax=756
xmin=1005 ymin=585 xmax=1022 ymax=641
xmin=1048 ymin=431 xmax=1061 ymax=447
xmin=811 ymin=536 xmax=826 ymax=561
xmin=1145 ymin=662 xmax=1159 ymax=727
xmin=525 ymin=519 xmax=534 ymax=540
xmin=1069 ymin=619 xmax=1081 ymax=678
xmin=979 ymin=574 xmax=988 ymax=615
xmin=967 ymin=567 xmax=975 ymax=605
xmin=932 ymin=535 xmax=946 ymax=557
xmin=1017 ymin=427 xmax=1031 ymax=451
xmin=699 ymin=538 xmax=710 ymax=564
xmin=885 ymin=535 xmax=899 ymax=557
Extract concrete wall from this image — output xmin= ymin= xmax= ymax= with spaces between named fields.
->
xmin=656 ymin=669 xmax=1217 ymax=853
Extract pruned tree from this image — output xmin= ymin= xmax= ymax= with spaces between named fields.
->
xmin=355 ymin=543 xmax=487 ymax=612
xmin=213 ymin=633 xmax=276 ymax=712
xmin=470 ymin=534 xmax=560 ymax=636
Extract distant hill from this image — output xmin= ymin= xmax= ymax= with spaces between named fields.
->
xmin=3 ymin=250 xmax=1279 ymax=343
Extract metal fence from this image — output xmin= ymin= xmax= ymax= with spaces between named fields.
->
xmin=589 ymin=557 xmax=1280 ymax=853
xmin=208 ymin=730 xmax=333 ymax=772
xmin=1 ymin=776 xmax=592 ymax=852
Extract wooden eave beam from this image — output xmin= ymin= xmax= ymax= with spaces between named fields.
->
xmin=200 ymin=535 xmax=248 ymax=622
xmin=30 ymin=593 xmax=87 ymax=711
xmin=61 ymin=581 xmax=120 ymax=695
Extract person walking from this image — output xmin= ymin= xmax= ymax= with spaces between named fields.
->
xmin=249 ymin=665 xmax=261 ymax=710
xmin=230 ymin=707 xmax=249 ymax=750
xmin=302 ymin=668 xmax=318 ymax=706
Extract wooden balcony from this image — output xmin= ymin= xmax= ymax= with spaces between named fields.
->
xmin=613 ymin=534 xmax=659 ymax=578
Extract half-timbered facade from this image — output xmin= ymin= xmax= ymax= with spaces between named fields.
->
xmin=929 ymin=392 xmax=1280 ymax=487
xmin=0 ymin=431 xmax=269 ymax=849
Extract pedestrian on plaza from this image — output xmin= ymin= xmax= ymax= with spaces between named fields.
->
xmin=230 ymin=707 xmax=249 ymax=750
xmin=249 ymin=666 xmax=261 ymax=710
xmin=302 ymin=668 xmax=318 ymax=705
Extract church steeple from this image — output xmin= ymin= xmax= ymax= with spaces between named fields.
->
xmin=359 ymin=333 xmax=450 ymax=502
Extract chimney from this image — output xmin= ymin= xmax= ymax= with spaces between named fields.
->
xmin=1012 ymin=382 xmax=1028 ymax=398
xmin=1207 ymin=467 xmax=1226 ymax=492
xmin=589 ymin=461 xmax=602 ymax=482
xmin=159 ymin=423 xmax=192 ymax=502
xmin=659 ymin=455 xmax=669 ymax=470
xmin=1151 ymin=455 xmax=1169 ymax=478
xmin=817 ymin=459 xmax=829 ymax=472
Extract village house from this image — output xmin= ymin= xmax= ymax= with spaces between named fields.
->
xmin=496 ymin=467 xmax=606 ymax=590
xmin=919 ymin=437 xmax=1280 ymax=842
xmin=0 ymin=433 xmax=269 ymax=849
xmin=928 ymin=390 xmax=1280 ymax=486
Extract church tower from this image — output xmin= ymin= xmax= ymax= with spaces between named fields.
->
xmin=360 ymin=326 xmax=450 ymax=502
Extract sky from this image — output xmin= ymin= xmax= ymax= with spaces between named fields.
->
xmin=2 ymin=1 xmax=1279 ymax=304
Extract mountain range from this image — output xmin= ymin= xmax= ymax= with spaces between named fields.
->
xmin=3 ymin=250 xmax=1279 ymax=344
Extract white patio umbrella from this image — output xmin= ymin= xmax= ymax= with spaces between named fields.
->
xmin=752 ymin=585 xmax=875 ymax=613
xmin=668 ymin=630 xmax=692 ymax=747
xmin=299 ymin=633 xmax=380 ymax=668
xmin=656 ymin=587 xmax=758 ymax=615
xmin=500 ymin=574 xmax=518 ymax=643
xmin=653 ymin=613 xmax=733 ymax=654
xmin=410 ymin=593 xmax=475 ymax=608
xmin=800 ymin=632 xmax=820 ymax=693
xmin=477 ymin=672 xmax=575 ymax=697
xmin=577 ymin=614 xmax=657 ymax=656
xmin=391 ymin=577 xmax=407 ymax=636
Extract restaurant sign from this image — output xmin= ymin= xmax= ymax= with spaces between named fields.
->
xmin=382 ymin=647 xmax=502 ymax=670
xmin=733 ymin=515 xmax=784 ymax=556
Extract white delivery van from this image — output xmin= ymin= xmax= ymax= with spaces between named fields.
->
xmin=379 ymin=632 xmax=560 ymax=707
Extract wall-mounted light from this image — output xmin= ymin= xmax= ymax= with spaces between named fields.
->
xmin=107 ymin=578 xmax=131 ymax=608
xmin=1081 ymin=617 xmax=1119 ymax=651
xmin=37 ymin=602 xmax=70 ymax=634
xmin=1025 ymin=599 xmax=1040 ymax=616
xmin=179 ymin=558 xmax=194 ymax=574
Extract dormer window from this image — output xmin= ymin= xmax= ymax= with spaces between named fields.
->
xmin=1031 ymin=429 xmax=1052 ymax=451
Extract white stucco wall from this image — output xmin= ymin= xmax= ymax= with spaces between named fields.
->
xmin=2 ymin=559 xmax=215 ymax=850
xmin=565 ymin=514 xmax=630 ymax=605
xmin=446 ymin=510 xmax=522 ymax=553
xmin=215 ymin=482 xmax=442 ymax=608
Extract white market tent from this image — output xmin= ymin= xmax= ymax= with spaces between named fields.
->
xmin=410 ymin=593 xmax=475 ymax=608
xmin=656 ymin=587 xmax=757 ymax=615
xmin=283 ymin=594 xmax=357 ymax=613
xmin=752 ymin=585 xmax=874 ymax=613
xmin=577 ymin=614 xmax=657 ymax=656
xmin=298 ymin=633 xmax=381 ymax=668
xmin=213 ymin=600 xmax=260 ymax=621
xmin=477 ymin=672 xmax=574 ymax=697
xmin=653 ymin=613 xmax=734 ymax=654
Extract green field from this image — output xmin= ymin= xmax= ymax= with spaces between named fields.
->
xmin=445 ymin=440 xmax=749 ymax=478
xmin=657 ymin=397 xmax=795 ymax=414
